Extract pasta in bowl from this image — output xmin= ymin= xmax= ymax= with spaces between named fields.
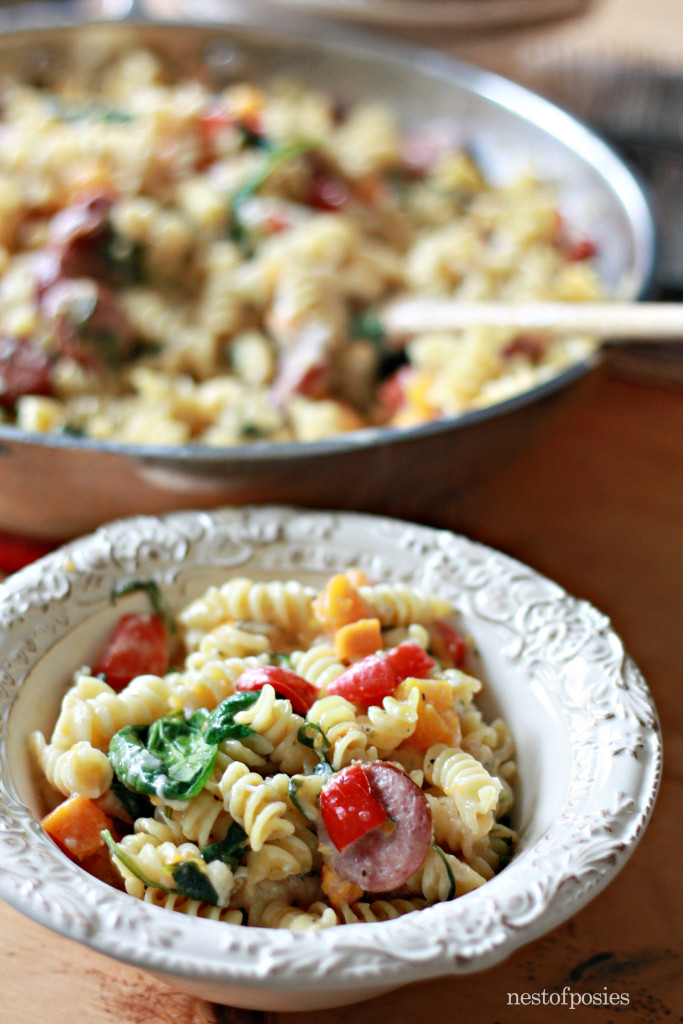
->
xmin=0 ymin=507 xmax=661 ymax=1010
xmin=31 ymin=570 xmax=517 ymax=927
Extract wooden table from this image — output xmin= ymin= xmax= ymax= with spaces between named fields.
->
xmin=1 ymin=0 xmax=683 ymax=1020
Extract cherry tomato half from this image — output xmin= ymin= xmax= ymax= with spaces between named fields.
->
xmin=320 ymin=762 xmax=387 ymax=852
xmin=325 ymin=653 xmax=398 ymax=707
xmin=235 ymin=665 xmax=318 ymax=715
xmin=385 ymin=640 xmax=435 ymax=680
xmin=92 ymin=612 xmax=168 ymax=692
xmin=433 ymin=619 xmax=468 ymax=669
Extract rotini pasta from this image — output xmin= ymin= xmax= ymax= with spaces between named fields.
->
xmin=306 ymin=694 xmax=370 ymax=770
xmin=35 ymin=570 xmax=518 ymax=931
xmin=0 ymin=48 xmax=603 ymax=450
xmin=49 ymin=672 xmax=174 ymax=750
xmin=424 ymin=743 xmax=503 ymax=841
xmin=30 ymin=735 xmax=113 ymax=799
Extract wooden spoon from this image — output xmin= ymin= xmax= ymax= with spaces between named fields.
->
xmin=380 ymin=300 xmax=683 ymax=342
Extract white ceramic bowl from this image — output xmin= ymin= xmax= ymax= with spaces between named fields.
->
xmin=0 ymin=507 xmax=661 ymax=1011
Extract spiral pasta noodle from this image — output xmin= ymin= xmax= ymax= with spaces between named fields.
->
xmin=156 ymin=791 xmax=231 ymax=849
xmin=218 ymin=762 xmax=294 ymax=851
xmin=35 ymin=569 xmax=518 ymax=932
xmin=339 ymin=898 xmax=428 ymax=924
xmin=143 ymin=888 xmax=243 ymax=924
xmin=30 ymin=735 xmax=113 ymax=799
xmin=179 ymin=577 xmax=316 ymax=638
xmin=50 ymin=673 xmax=174 ymax=750
xmin=407 ymin=845 xmax=488 ymax=903
xmin=358 ymin=584 xmax=453 ymax=627
xmin=289 ymin=643 xmax=346 ymax=690
xmin=168 ymin=653 xmax=269 ymax=714
xmin=254 ymin=899 xmax=338 ymax=930
xmin=424 ymin=743 xmax=503 ymax=840
xmin=306 ymin=694 xmax=370 ymax=770
xmin=356 ymin=688 xmax=420 ymax=756
xmin=233 ymin=683 xmax=314 ymax=775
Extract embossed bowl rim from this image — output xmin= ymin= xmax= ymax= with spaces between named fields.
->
xmin=0 ymin=507 xmax=662 ymax=1010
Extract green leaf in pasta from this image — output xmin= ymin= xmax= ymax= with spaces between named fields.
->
xmin=202 ymin=822 xmax=248 ymax=870
xmin=349 ymin=309 xmax=386 ymax=346
xmin=102 ymin=828 xmax=172 ymax=892
xmin=102 ymin=830 xmax=221 ymax=906
xmin=287 ymin=775 xmax=318 ymax=822
xmin=296 ymin=721 xmax=333 ymax=778
xmin=432 ymin=842 xmax=456 ymax=901
xmin=110 ymin=578 xmax=176 ymax=633
xmin=108 ymin=773 xmax=155 ymax=823
xmin=203 ymin=691 xmax=260 ymax=744
xmin=109 ymin=715 xmax=217 ymax=801
xmin=170 ymin=860 xmax=220 ymax=905
xmin=228 ymin=138 xmax=320 ymax=247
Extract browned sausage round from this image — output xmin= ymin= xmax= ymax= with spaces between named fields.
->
xmin=42 ymin=279 xmax=136 ymax=369
xmin=318 ymin=761 xmax=432 ymax=893
xmin=0 ymin=335 xmax=53 ymax=408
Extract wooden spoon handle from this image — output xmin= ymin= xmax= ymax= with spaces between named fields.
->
xmin=380 ymin=300 xmax=683 ymax=341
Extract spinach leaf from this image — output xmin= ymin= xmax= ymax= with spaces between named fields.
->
xmin=170 ymin=860 xmax=220 ymax=905
xmin=432 ymin=842 xmax=456 ymax=900
xmin=349 ymin=309 xmax=386 ymax=346
xmin=109 ymin=717 xmax=217 ymax=801
xmin=204 ymin=691 xmax=260 ymax=744
xmin=102 ymin=828 xmax=171 ymax=892
xmin=102 ymin=830 xmax=221 ymax=906
xmin=202 ymin=822 xmax=248 ymax=870
xmin=296 ymin=721 xmax=333 ymax=779
xmin=288 ymin=775 xmax=319 ymax=822
xmin=228 ymin=138 xmax=320 ymax=247
xmin=110 ymin=579 xmax=175 ymax=632
xmin=108 ymin=773 xmax=155 ymax=823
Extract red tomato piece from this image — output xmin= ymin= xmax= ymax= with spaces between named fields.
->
xmin=91 ymin=612 xmax=168 ymax=692
xmin=433 ymin=619 xmax=467 ymax=668
xmin=378 ymin=365 xmax=414 ymax=417
xmin=320 ymin=763 xmax=387 ymax=852
xmin=235 ymin=665 xmax=318 ymax=715
xmin=325 ymin=653 xmax=398 ymax=707
xmin=566 ymin=238 xmax=597 ymax=262
xmin=385 ymin=640 xmax=436 ymax=679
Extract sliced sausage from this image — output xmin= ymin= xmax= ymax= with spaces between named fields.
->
xmin=41 ymin=193 xmax=140 ymax=289
xmin=318 ymin=761 xmax=431 ymax=893
xmin=41 ymin=279 xmax=136 ymax=369
xmin=0 ymin=335 xmax=53 ymax=408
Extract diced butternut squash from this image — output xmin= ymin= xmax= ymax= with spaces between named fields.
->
xmin=395 ymin=677 xmax=461 ymax=750
xmin=313 ymin=573 xmax=370 ymax=633
xmin=41 ymin=794 xmax=114 ymax=862
xmin=334 ymin=617 xmax=382 ymax=662
xmin=345 ymin=567 xmax=371 ymax=588
xmin=321 ymin=862 xmax=364 ymax=909
xmin=80 ymin=843 xmax=126 ymax=890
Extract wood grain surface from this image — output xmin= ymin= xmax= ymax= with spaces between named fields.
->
xmin=1 ymin=1 xmax=683 ymax=1020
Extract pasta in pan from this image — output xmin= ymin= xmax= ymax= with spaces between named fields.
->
xmin=0 ymin=48 xmax=603 ymax=447
xmin=33 ymin=571 xmax=518 ymax=929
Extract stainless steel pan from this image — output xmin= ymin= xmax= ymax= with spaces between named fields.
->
xmin=0 ymin=1 xmax=655 ymax=539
